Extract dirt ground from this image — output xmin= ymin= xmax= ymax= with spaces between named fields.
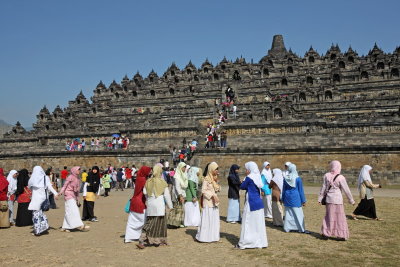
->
xmin=1 ymin=187 xmax=399 ymax=267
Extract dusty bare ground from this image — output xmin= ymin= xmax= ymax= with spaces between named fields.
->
xmin=1 ymin=188 xmax=399 ymax=267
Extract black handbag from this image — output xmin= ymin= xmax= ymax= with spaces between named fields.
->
xmin=40 ymin=176 xmax=50 ymax=211
xmin=321 ymin=174 xmax=340 ymax=205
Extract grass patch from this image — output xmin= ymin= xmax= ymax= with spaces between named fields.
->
xmin=235 ymin=195 xmax=400 ymax=266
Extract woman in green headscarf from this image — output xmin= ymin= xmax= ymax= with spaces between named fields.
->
xmin=168 ymin=162 xmax=187 ymax=228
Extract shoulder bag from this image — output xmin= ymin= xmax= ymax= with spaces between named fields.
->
xmin=321 ymin=174 xmax=340 ymax=205
xmin=40 ymin=176 xmax=50 ymax=211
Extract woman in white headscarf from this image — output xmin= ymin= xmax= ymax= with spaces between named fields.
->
xmin=236 ymin=161 xmax=268 ymax=249
xmin=261 ymin=162 xmax=273 ymax=219
xmin=168 ymin=162 xmax=187 ymax=228
xmin=7 ymin=170 xmax=18 ymax=225
xmin=196 ymin=162 xmax=221 ymax=243
xmin=269 ymin=169 xmax=284 ymax=227
xmin=283 ymin=162 xmax=291 ymax=178
xmin=28 ymin=166 xmax=59 ymax=236
xmin=184 ymin=167 xmax=201 ymax=227
xmin=282 ymin=164 xmax=309 ymax=233
xmin=352 ymin=165 xmax=382 ymax=220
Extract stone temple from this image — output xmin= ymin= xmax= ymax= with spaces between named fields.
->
xmin=1 ymin=35 xmax=400 ymax=184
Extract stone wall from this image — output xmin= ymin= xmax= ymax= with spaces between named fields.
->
xmin=0 ymin=150 xmax=399 ymax=185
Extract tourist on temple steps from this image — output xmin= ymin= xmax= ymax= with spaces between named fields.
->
xmin=15 ymin=169 xmax=33 ymax=227
xmin=269 ymin=168 xmax=284 ymax=227
xmin=184 ymin=166 xmax=201 ymax=227
xmin=235 ymin=161 xmax=268 ymax=249
xmin=352 ymin=165 xmax=383 ymax=221
xmin=136 ymin=164 xmax=173 ymax=249
xmin=282 ymin=164 xmax=309 ymax=234
xmin=226 ymin=164 xmax=241 ymax=224
xmin=28 ymin=166 xmax=59 ymax=236
xmin=0 ymin=168 xmax=10 ymax=228
xmin=318 ymin=160 xmax=354 ymax=240
xmin=196 ymin=162 xmax=221 ymax=243
xmin=59 ymin=166 xmax=90 ymax=232
xmin=125 ymin=165 xmax=152 ymax=243
xmin=7 ymin=169 xmax=18 ymax=225
xmin=82 ymin=166 xmax=100 ymax=222
xmin=261 ymin=162 xmax=273 ymax=219
xmin=168 ymin=162 xmax=187 ymax=228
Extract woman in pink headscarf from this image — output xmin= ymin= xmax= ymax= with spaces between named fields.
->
xmin=318 ymin=160 xmax=355 ymax=240
xmin=59 ymin=166 xmax=89 ymax=232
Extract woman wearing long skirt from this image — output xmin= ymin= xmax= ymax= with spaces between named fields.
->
xmin=352 ymin=165 xmax=382 ymax=220
xmin=0 ymin=168 xmax=10 ymax=228
xmin=125 ymin=166 xmax=152 ymax=243
xmin=282 ymin=164 xmax=309 ymax=233
xmin=137 ymin=164 xmax=173 ymax=249
xmin=7 ymin=170 xmax=18 ymax=225
xmin=168 ymin=162 xmax=187 ymax=228
xmin=261 ymin=162 xmax=273 ymax=219
xmin=318 ymin=161 xmax=354 ymax=240
xmin=59 ymin=166 xmax=89 ymax=232
xmin=28 ymin=166 xmax=59 ymax=236
xmin=82 ymin=166 xmax=100 ymax=222
xmin=227 ymin=164 xmax=241 ymax=223
xmin=184 ymin=167 xmax=201 ymax=227
xmin=196 ymin=162 xmax=221 ymax=243
xmin=236 ymin=162 xmax=268 ymax=249
xmin=269 ymin=168 xmax=284 ymax=227
xmin=15 ymin=169 xmax=33 ymax=227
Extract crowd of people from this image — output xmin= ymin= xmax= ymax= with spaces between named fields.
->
xmin=170 ymin=140 xmax=198 ymax=166
xmin=65 ymin=136 xmax=130 ymax=151
xmin=0 ymin=160 xmax=383 ymax=249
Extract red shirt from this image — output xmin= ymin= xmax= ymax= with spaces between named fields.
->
xmin=0 ymin=173 xmax=9 ymax=201
xmin=61 ymin=169 xmax=69 ymax=179
xmin=125 ymin=168 xmax=132 ymax=179
xmin=17 ymin=187 xmax=31 ymax=203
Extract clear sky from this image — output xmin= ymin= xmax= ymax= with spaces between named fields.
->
xmin=1 ymin=0 xmax=399 ymax=128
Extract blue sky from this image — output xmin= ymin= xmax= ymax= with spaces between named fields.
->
xmin=0 ymin=0 xmax=399 ymax=128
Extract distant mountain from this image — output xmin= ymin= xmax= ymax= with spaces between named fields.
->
xmin=0 ymin=119 xmax=11 ymax=127
xmin=0 ymin=119 xmax=12 ymax=136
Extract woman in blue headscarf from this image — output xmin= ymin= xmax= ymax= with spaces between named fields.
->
xmin=227 ymin=164 xmax=241 ymax=223
xmin=282 ymin=163 xmax=309 ymax=233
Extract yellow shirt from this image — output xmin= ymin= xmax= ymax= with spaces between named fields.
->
xmin=81 ymin=172 xmax=88 ymax=182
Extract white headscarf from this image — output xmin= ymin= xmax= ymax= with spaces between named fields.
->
xmin=272 ymin=168 xmax=284 ymax=193
xmin=357 ymin=165 xmax=373 ymax=191
xmin=28 ymin=166 xmax=47 ymax=189
xmin=261 ymin=161 xmax=272 ymax=183
xmin=7 ymin=170 xmax=18 ymax=195
xmin=283 ymin=162 xmax=292 ymax=177
xmin=285 ymin=164 xmax=298 ymax=188
xmin=245 ymin=161 xmax=263 ymax=188
xmin=188 ymin=167 xmax=199 ymax=185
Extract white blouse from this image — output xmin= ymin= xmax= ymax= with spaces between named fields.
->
xmin=143 ymin=187 xmax=173 ymax=216
xmin=28 ymin=176 xmax=58 ymax=211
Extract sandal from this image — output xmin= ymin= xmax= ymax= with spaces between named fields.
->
xmin=136 ymin=243 xmax=145 ymax=249
xmin=375 ymin=218 xmax=383 ymax=221
xmin=351 ymin=214 xmax=359 ymax=220
xmin=60 ymin=228 xmax=70 ymax=232
xmin=78 ymin=225 xmax=90 ymax=231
